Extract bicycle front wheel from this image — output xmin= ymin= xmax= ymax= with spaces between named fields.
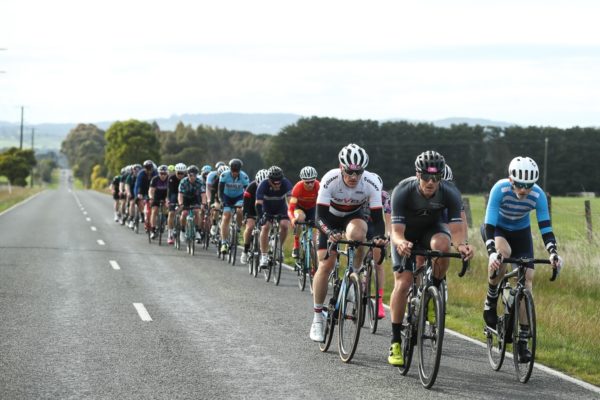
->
xmin=308 ymin=241 xmax=317 ymax=294
xmin=417 ymin=285 xmax=445 ymax=389
xmin=398 ymin=290 xmax=417 ymax=376
xmin=297 ymin=240 xmax=307 ymax=291
xmin=366 ymin=262 xmax=380 ymax=334
xmin=513 ymin=289 xmax=536 ymax=383
xmin=252 ymin=233 xmax=260 ymax=278
xmin=486 ymin=285 xmax=508 ymax=371
xmin=272 ymin=234 xmax=282 ymax=286
xmin=338 ymin=272 xmax=362 ymax=363
xmin=231 ymin=225 xmax=238 ymax=265
xmin=319 ymin=305 xmax=336 ymax=353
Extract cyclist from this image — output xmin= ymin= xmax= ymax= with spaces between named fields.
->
xmin=118 ymin=165 xmax=131 ymax=224
xmin=240 ymin=169 xmax=269 ymax=264
xmin=362 ymin=173 xmax=392 ymax=320
xmin=177 ymin=165 xmax=205 ymax=242
xmin=125 ymin=164 xmax=141 ymax=229
xmin=256 ymin=166 xmax=293 ymax=269
xmin=288 ymin=166 xmax=320 ymax=259
xmin=309 ymin=144 xmax=387 ymax=342
xmin=218 ymin=159 xmax=250 ymax=254
xmin=388 ymin=150 xmax=473 ymax=366
xmin=167 ymin=163 xmax=186 ymax=244
xmin=481 ymin=156 xmax=563 ymax=363
xmin=111 ymin=169 xmax=123 ymax=222
xmin=134 ymin=160 xmax=157 ymax=230
xmin=148 ymin=165 xmax=170 ymax=239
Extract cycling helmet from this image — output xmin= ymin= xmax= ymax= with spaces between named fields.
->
xmin=167 ymin=164 xmax=175 ymax=173
xmin=268 ymin=166 xmax=284 ymax=181
xmin=415 ymin=150 xmax=445 ymax=174
xmin=201 ymin=165 xmax=212 ymax=174
xmin=338 ymin=143 xmax=369 ymax=170
xmin=299 ymin=166 xmax=318 ymax=180
xmin=120 ymin=167 xmax=126 ymax=175
xmin=229 ymin=158 xmax=243 ymax=172
xmin=508 ymin=156 xmax=539 ymax=184
xmin=143 ymin=160 xmax=154 ymax=168
xmin=442 ymin=164 xmax=453 ymax=181
xmin=215 ymin=161 xmax=226 ymax=169
xmin=187 ymin=165 xmax=199 ymax=174
xmin=158 ymin=165 xmax=168 ymax=173
xmin=175 ymin=163 xmax=187 ymax=173
xmin=133 ymin=163 xmax=142 ymax=171
xmin=255 ymin=169 xmax=269 ymax=184
xmin=126 ymin=165 xmax=133 ymax=174
xmin=217 ymin=165 xmax=229 ymax=175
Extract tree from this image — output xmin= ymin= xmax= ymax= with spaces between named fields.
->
xmin=60 ymin=124 xmax=106 ymax=188
xmin=0 ymin=147 xmax=36 ymax=186
xmin=104 ymin=120 xmax=160 ymax=176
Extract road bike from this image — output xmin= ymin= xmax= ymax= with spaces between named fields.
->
xmin=397 ymin=248 xmax=468 ymax=389
xmin=358 ymin=242 xmax=386 ymax=334
xmin=156 ymin=200 xmax=167 ymax=246
xmin=183 ymin=205 xmax=200 ymax=256
xmin=484 ymin=256 xmax=558 ymax=383
xmin=294 ymin=221 xmax=318 ymax=292
xmin=226 ymin=206 xmax=242 ymax=266
xmin=262 ymin=215 xmax=283 ymax=285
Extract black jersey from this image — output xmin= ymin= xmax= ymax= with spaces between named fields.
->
xmin=391 ymin=177 xmax=463 ymax=231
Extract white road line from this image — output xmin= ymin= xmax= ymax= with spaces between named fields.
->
xmin=97 ymin=239 xmax=105 ymax=246
xmin=0 ymin=191 xmax=45 ymax=218
xmin=91 ymin=226 xmax=97 ymax=231
xmin=109 ymin=260 xmax=121 ymax=270
xmin=83 ymin=211 xmax=88 ymax=215
xmin=86 ymin=217 xmax=91 ymax=222
xmin=133 ymin=303 xmax=153 ymax=321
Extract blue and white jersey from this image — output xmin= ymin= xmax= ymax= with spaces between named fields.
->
xmin=484 ymin=179 xmax=552 ymax=234
xmin=205 ymin=171 xmax=219 ymax=190
xmin=219 ymin=170 xmax=249 ymax=197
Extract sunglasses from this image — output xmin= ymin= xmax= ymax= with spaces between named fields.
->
xmin=159 ymin=172 xmax=167 ymax=176
xmin=270 ymin=180 xmax=282 ymax=185
xmin=420 ymin=172 xmax=442 ymax=182
xmin=513 ymin=181 xmax=534 ymax=190
xmin=303 ymin=180 xmax=315 ymax=184
xmin=342 ymin=167 xmax=364 ymax=177
xmin=176 ymin=172 xmax=185 ymax=175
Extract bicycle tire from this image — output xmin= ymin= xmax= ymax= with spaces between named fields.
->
xmin=338 ymin=272 xmax=362 ymax=363
xmin=158 ymin=212 xmax=164 ymax=246
xmin=367 ymin=261 xmax=379 ymax=334
xmin=297 ymin=240 xmax=307 ymax=291
xmin=272 ymin=232 xmax=282 ymax=286
xmin=486 ymin=283 xmax=508 ymax=371
xmin=319 ymin=304 xmax=336 ymax=353
xmin=417 ymin=285 xmax=445 ymax=389
xmin=263 ymin=236 xmax=272 ymax=282
xmin=398 ymin=289 xmax=417 ymax=376
xmin=231 ymin=225 xmax=238 ymax=266
xmin=513 ymin=289 xmax=536 ymax=383
xmin=251 ymin=232 xmax=259 ymax=277
xmin=147 ymin=225 xmax=152 ymax=244
xmin=308 ymin=241 xmax=317 ymax=294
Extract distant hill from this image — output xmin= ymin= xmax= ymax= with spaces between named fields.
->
xmin=0 ymin=113 xmax=517 ymax=151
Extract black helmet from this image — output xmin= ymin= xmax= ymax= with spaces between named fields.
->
xmin=229 ymin=158 xmax=242 ymax=172
xmin=187 ymin=165 xmax=199 ymax=174
xmin=143 ymin=160 xmax=154 ymax=168
xmin=268 ymin=166 xmax=283 ymax=181
xmin=415 ymin=150 xmax=445 ymax=174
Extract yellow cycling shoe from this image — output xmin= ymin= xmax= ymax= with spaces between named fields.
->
xmin=388 ymin=342 xmax=404 ymax=366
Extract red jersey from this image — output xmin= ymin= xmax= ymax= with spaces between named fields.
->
xmin=291 ymin=180 xmax=320 ymax=209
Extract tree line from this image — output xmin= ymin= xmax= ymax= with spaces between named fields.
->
xmin=58 ymin=116 xmax=600 ymax=195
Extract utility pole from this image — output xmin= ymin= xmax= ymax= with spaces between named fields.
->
xmin=543 ymin=137 xmax=549 ymax=190
xmin=31 ymin=128 xmax=35 ymax=149
xmin=19 ymin=106 xmax=24 ymax=149
xmin=30 ymin=128 xmax=35 ymax=188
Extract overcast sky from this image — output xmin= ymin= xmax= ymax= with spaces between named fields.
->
xmin=2 ymin=0 xmax=600 ymax=127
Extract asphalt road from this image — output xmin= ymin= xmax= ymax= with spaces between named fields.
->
xmin=1 ymin=171 xmax=598 ymax=399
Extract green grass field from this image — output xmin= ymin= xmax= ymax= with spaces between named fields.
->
xmin=281 ymin=195 xmax=600 ymax=386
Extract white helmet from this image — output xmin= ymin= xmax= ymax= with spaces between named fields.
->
xmin=508 ymin=156 xmax=539 ymax=184
xmin=175 ymin=163 xmax=187 ymax=173
xmin=338 ymin=143 xmax=369 ymax=170
xmin=255 ymin=169 xmax=269 ymax=184
xmin=217 ymin=165 xmax=229 ymax=175
xmin=442 ymin=164 xmax=453 ymax=181
xmin=299 ymin=166 xmax=318 ymax=180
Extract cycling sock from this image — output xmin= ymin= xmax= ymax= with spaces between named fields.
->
xmin=378 ymin=288 xmax=384 ymax=297
xmin=487 ymin=283 xmax=499 ymax=303
xmin=313 ymin=304 xmax=324 ymax=314
xmin=391 ymin=323 xmax=402 ymax=343
xmin=293 ymin=236 xmax=299 ymax=249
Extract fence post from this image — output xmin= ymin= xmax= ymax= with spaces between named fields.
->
xmin=462 ymin=197 xmax=472 ymax=228
xmin=585 ymin=200 xmax=593 ymax=243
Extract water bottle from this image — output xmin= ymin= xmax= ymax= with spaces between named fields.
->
xmin=502 ymin=286 xmax=513 ymax=313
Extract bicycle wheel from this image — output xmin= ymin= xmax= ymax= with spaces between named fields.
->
xmin=338 ymin=272 xmax=362 ymax=363
xmin=513 ymin=289 xmax=536 ymax=383
xmin=319 ymin=304 xmax=336 ymax=353
xmin=231 ymin=225 xmax=238 ymax=266
xmin=308 ymin=241 xmax=317 ymax=294
xmin=297 ymin=239 xmax=307 ymax=291
xmin=252 ymin=233 xmax=260 ymax=278
xmin=486 ymin=284 xmax=508 ymax=371
xmin=398 ymin=290 xmax=417 ymax=376
xmin=417 ymin=285 xmax=444 ymax=389
xmin=158 ymin=213 xmax=164 ymax=246
xmin=272 ymin=233 xmax=282 ymax=286
xmin=366 ymin=261 xmax=380 ymax=334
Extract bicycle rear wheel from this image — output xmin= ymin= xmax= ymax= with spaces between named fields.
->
xmin=398 ymin=291 xmax=417 ymax=376
xmin=366 ymin=262 xmax=380 ymax=334
xmin=308 ymin=241 xmax=317 ymax=294
xmin=231 ymin=225 xmax=238 ymax=265
xmin=297 ymin=242 xmax=307 ymax=291
xmin=158 ymin=213 xmax=164 ymax=246
xmin=513 ymin=289 xmax=536 ymax=383
xmin=252 ymin=233 xmax=260 ymax=278
xmin=338 ymin=272 xmax=362 ymax=363
xmin=417 ymin=285 xmax=444 ymax=389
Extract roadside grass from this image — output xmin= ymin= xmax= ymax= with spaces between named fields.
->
xmin=0 ymin=185 xmax=43 ymax=213
xmin=279 ymin=194 xmax=600 ymax=386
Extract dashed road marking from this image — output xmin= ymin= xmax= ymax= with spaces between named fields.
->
xmin=133 ymin=303 xmax=153 ymax=321
xmin=109 ymin=260 xmax=121 ymax=270
xmin=86 ymin=217 xmax=91 ymax=222
xmin=97 ymin=239 xmax=105 ymax=246
xmin=91 ymin=226 xmax=97 ymax=231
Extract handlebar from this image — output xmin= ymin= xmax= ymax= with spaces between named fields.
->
xmin=491 ymin=256 xmax=557 ymax=281
xmin=324 ymin=239 xmax=387 ymax=263
xmin=411 ymin=248 xmax=470 ymax=278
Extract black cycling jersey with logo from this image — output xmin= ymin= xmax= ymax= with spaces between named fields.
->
xmin=150 ymin=175 xmax=169 ymax=201
xmin=391 ymin=177 xmax=463 ymax=231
